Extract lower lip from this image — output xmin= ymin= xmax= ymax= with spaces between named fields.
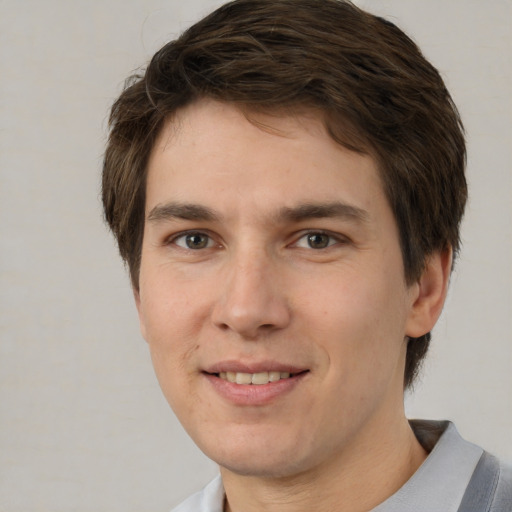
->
xmin=203 ymin=372 xmax=308 ymax=406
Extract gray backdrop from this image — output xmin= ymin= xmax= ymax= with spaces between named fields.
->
xmin=0 ymin=1 xmax=510 ymax=511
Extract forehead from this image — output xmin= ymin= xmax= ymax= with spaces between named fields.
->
xmin=145 ymin=99 xmax=387 ymax=222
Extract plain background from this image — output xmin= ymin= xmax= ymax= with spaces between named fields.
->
xmin=0 ymin=1 xmax=510 ymax=511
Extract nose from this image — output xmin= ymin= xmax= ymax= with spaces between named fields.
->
xmin=211 ymin=248 xmax=291 ymax=339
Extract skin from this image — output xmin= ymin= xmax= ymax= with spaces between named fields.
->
xmin=135 ymin=99 xmax=451 ymax=512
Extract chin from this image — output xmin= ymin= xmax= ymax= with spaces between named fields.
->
xmin=216 ymin=454 xmax=307 ymax=479
xmin=198 ymin=433 xmax=315 ymax=479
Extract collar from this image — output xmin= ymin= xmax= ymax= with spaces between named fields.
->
xmin=372 ymin=420 xmax=483 ymax=512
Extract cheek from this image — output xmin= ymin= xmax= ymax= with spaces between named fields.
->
xmin=140 ymin=267 xmax=207 ymax=340
xmin=298 ymin=269 xmax=407 ymax=375
xmin=138 ymin=275 xmax=207 ymax=388
xmin=297 ymin=272 xmax=390 ymax=337
xmin=143 ymin=303 xmax=205 ymax=420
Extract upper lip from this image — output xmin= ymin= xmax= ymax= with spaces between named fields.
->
xmin=204 ymin=360 xmax=308 ymax=374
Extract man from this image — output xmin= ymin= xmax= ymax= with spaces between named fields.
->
xmin=102 ymin=0 xmax=511 ymax=510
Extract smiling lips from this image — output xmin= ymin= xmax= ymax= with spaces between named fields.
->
xmin=204 ymin=367 xmax=308 ymax=405
xmin=218 ymin=371 xmax=292 ymax=385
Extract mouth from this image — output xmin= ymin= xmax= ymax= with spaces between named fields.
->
xmin=202 ymin=365 xmax=309 ymax=405
xmin=213 ymin=370 xmax=305 ymax=385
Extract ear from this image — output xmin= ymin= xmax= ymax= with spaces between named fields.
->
xmin=132 ymin=286 xmax=148 ymax=341
xmin=405 ymin=247 xmax=452 ymax=338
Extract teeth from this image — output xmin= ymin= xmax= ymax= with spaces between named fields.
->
xmin=251 ymin=372 xmax=269 ymax=385
xmin=218 ymin=371 xmax=294 ymax=385
xmin=235 ymin=372 xmax=253 ymax=385
xmin=269 ymin=371 xmax=281 ymax=382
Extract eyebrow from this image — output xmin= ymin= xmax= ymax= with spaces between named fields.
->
xmin=147 ymin=203 xmax=219 ymax=222
xmin=147 ymin=201 xmax=368 ymax=225
xmin=278 ymin=202 xmax=369 ymax=224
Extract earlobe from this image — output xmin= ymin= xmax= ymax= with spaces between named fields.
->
xmin=405 ymin=247 xmax=452 ymax=338
xmin=132 ymin=286 xmax=147 ymax=341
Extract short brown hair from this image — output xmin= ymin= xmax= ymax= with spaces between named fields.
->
xmin=102 ymin=0 xmax=467 ymax=388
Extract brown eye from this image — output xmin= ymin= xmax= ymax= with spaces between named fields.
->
xmin=174 ymin=232 xmax=213 ymax=249
xmin=307 ymin=233 xmax=331 ymax=249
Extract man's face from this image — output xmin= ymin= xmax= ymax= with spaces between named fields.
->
xmin=136 ymin=99 xmax=422 ymax=478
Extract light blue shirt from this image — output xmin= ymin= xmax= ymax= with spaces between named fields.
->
xmin=170 ymin=421 xmax=511 ymax=512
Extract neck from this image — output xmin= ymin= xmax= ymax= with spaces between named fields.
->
xmin=221 ymin=416 xmax=427 ymax=512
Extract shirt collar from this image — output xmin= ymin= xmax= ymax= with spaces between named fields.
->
xmin=372 ymin=420 xmax=483 ymax=512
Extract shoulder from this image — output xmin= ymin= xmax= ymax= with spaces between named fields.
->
xmin=491 ymin=459 xmax=512 ymax=511
xmin=170 ymin=475 xmax=224 ymax=512
xmin=374 ymin=420 xmax=510 ymax=512
xmin=414 ymin=420 xmax=512 ymax=510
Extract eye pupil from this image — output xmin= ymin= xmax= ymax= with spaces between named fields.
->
xmin=186 ymin=233 xmax=208 ymax=249
xmin=308 ymin=233 xmax=329 ymax=249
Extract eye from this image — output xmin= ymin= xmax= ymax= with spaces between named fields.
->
xmin=294 ymin=232 xmax=342 ymax=249
xmin=172 ymin=232 xmax=214 ymax=250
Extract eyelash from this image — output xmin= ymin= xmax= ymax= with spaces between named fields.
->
xmin=293 ymin=231 xmax=347 ymax=250
xmin=167 ymin=230 xmax=348 ymax=251
xmin=169 ymin=231 xmax=217 ymax=250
